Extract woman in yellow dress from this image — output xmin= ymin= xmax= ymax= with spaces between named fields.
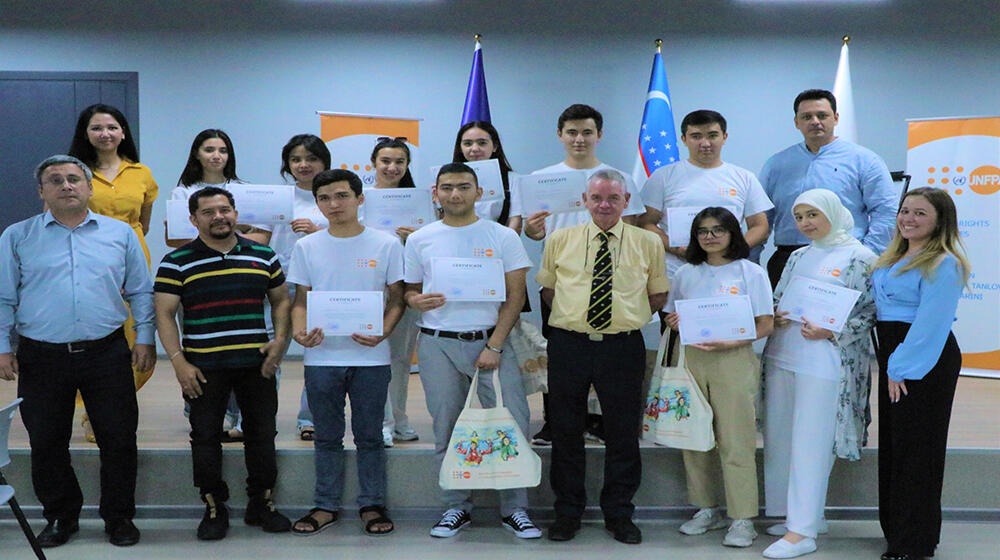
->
xmin=68 ymin=104 xmax=159 ymax=441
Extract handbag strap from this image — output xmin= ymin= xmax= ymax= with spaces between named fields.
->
xmin=464 ymin=367 xmax=504 ymax=410
xmin=655 ymin=329 xmax=685 ymax=369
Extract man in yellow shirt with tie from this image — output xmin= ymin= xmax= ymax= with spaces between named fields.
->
xmin=537 ymin=169 xmax=668 ymax=544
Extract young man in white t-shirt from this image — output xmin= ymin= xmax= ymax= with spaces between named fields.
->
xmin=404 ymin=163 xmax=540 ymax=539
xmin=639 ymin=109 xmax=773 ymax=281
xmin=287 ymin=169 xmax=405 ymax=537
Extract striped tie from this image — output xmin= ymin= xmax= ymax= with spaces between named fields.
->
xmin=587 ymin=231 xmax=613 ymax=330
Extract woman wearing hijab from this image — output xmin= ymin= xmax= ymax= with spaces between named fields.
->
xmin=761 ymin=189 xmax=878 ymax=559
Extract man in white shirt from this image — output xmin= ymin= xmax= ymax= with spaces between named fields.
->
xmin=287 ymin=169 xmax=405 ymax=536
xmin=404 ymin=163 xmax=540 ymax=540
xmin=640 ymin=109 xmax=773 ymax=281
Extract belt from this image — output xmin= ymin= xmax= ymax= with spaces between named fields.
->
xmin=20 ymin=326 xmax=125 ymax=354
xmin=419 ymin=327 xmax=496 ymax=341
xmin=555 ymin=327 xmax=638 ymax=342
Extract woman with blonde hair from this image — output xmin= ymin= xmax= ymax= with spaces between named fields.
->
xmin=871 ymin=187 xmax=969 ymax=560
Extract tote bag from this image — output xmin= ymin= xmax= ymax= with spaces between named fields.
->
xmin=641 ymin=331 xmax=716 ymax=452
xmin=508 ymin=320 xmax=548 ymax=395
xmin=439 ymin=368 xmax=542 ymax=490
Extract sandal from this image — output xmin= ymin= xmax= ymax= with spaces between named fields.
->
xmin=360 ymin=505 xmax=394 ymax=536
xmin=292 ymin=508 xmax=338 ymax=536
xmin=299 ymin=426 xmax=315 ymax=441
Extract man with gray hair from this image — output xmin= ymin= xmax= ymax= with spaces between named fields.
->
xmin=0 ymin=155 xmax=154 ymax=548
xmin=538 ymin=169 xmax=668 ymax=544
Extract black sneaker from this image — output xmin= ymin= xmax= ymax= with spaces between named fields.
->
xmin=532 ymin=424 xmax=552 ymax=446
xmin=245 ymin=489 xmax=291 ymax=533
xmin=197 ymin=495 xmax=229 ymax=541
xmin=502 ymin=510 xmax=542 ymax=539
xmin=429 ymin=508 xmax=471 ymax=538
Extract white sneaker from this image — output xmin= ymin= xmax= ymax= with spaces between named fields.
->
xmin=430 ymin=509 xmax=471 ymax=538
xmin=765 ymin=519 xmax=829 ymax=537
xmin=382 ymin=428 xmax=394 ymax=448
xmin=502 ymin=510 xmax=541 ymax=539
xmin=763 ymin=537 xmax=817 ymax=558
xmin=393 ymin=427 xmax=419 ymax=442
xmin=679 ymin=508 xmax=728 ymax=535
xmin=723 ymin=519 xmax=757 ymax=547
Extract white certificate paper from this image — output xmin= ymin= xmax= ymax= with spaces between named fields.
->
xmin=166 ymin=199 xmax=198 ymax=240
xmin=227 ymin=184 xmax=295 ymax=225
xmin=430 ymin=159 xmax=503 ymax=202
xmin=776 ymin=276 xmax=862 ymax=333
xmin=428 ymin=258 xmax=506 ymax=302
xmin=666 ymin=205 xmax=741 ymax=247
xmin=363 ymin=188 xmax=435 ymax=231
xmin=675 ymin=295 xmax=757 ymax=345
xmin=307 ymin=291 xmax=384 ymax=336
xmin=517 ymin=171 xmax=589 ymax=216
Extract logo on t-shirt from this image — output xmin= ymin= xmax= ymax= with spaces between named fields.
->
xmin=472 ymin=248 xmax=495 ymax=257
xmin=355 ymin=258 xmax=378 ymax=269
xmin=819 ymin=267 xmax=842 ymax=278
xmin=717 ymin=187 xmax=738 ymax=197
xmin=715 ymin=285 xmax=741 ymax=295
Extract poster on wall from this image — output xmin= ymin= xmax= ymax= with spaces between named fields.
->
xmin=906 ymin=115 xmax=1000 ymax=378
xmin=317 ymin=112 xmax=424 ymax=189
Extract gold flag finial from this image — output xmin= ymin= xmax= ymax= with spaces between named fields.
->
xmin=655 ymin=38 xmax=663 ymax=52
xmin=475 ymin=34 xmax=482 ymax=43
xmin=842 ymin=35 xmax=851 ymax=45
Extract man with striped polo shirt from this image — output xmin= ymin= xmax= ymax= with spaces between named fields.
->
xmin=154 ymin=186 xmax=292 ymax=541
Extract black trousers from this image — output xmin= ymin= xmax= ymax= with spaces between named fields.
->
xmin=16 ymin=331 xmax=137 ymax=522
xmin=547 ymin=327 xmax=645 ymax=520
xmin=876 ymin=321 xmax=961 ymax=558
xmin=766 ymin=244 xmax=807 ymax=290
xmin=185 ymin=365 xmax=278 ymax=502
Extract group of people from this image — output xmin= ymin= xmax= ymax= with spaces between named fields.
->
xmin=0 ymin=90 xmax=968 ymax=560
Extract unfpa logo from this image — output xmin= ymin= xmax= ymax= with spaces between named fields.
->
xmin=925 ymin=165 xmax=1000 ymax=196
xmin=819 ymin=267 xmax=842 ymax=278
xmin=473 ymin=248 xmax=494 ymax=257
xmin=970 ymin=165 xmax=1000 ymax=195
xmin=718 ymin=187 xmax=738 ymax=197
xmin=356 ymin=259 xmax=377 ymax=268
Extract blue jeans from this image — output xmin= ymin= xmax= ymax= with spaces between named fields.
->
xmin=304 ymin=365 xmax=390 ymax=510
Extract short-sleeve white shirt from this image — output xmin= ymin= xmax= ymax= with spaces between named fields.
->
xmin=270 ymin=187 xmax=329 ymax=277
xmin=665 ymin=259 xmax=774 ymax=318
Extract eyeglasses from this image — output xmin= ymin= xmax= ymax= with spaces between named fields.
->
xmin=375 ymin=136 xmax=407 ymax=145
xmin=695 ymin=226 xmax=729 ymax=238
xmin=42 ymin=175 xmax=86 ymax=187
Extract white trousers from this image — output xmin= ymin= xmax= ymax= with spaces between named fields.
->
xmin=763 ymin=366 xmax=838 ymax=538
xmin=382 ymin=308 xmax=420 ymax=433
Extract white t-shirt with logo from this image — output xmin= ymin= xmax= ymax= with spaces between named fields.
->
xmin=270 ymin=186 xmax=329 ymax=277
xmin=404 ymin=219 xmax=533 ymax=331
xmin=287 ymin=227 xmax=404 ymax=366
xmin=528 ymin=162 xmax=644 ymax=233
xmin=665 ymin=259 xmax=774 ymax=320
xmin=640 ymin=160 xmax=773 ymax=278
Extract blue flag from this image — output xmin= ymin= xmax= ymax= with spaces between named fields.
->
xmin=633 ymin=51 xmax=679 ymax=185
xmin=461 ymin=42 xmax=491 ymax=125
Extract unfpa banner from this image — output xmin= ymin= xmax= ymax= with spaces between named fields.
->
xmin=906 ymin=116 xmax=1000 ymax=376
xmin=317 ymin=112 xmax=423 ymax=188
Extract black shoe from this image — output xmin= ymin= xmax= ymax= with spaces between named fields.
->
xmin=605 ymin=517 xmax=642 ymax=544
xmin=547 ymin=516 xmax=581 ymax=541
xmin=245 ymin=489 xmax=291 ymax=533
xmin=882 ymin=554 xmax=927 ymax=560
xmin=105 ymin=519 xmax=140 ymax=546
xmin=532 ymin=424 xmax=552 ymax=446
xmin=197 ymin=494 xmax=230 ymax=541
xmin=37 ymin=519 xmax=79 ymax=548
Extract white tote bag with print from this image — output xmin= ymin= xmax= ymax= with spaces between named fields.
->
xmin=641 ymin=331 xmax=716 ymax=452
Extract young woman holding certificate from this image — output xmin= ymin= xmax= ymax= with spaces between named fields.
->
xmin=871 ymin=188 xmax=969 ymax=560
xmin=452 ymin=121 xmax=522 ymax=234
xmin=664 ymin=207 xmax=773 ymax=549
xmin=370 ymin=137 xmax=422 ymax=447
xmin=760 ymin=189 xmax=877 ymax=559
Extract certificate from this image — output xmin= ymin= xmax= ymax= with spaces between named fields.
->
xmin=666 ymin=205 xmax=740 ymax=247
xmin=166 ymin=199 xmax=198 ymax=240
xmin=674 ymin=295 xmax=757 ymax=345
xmin=517 ymin=170 xmax=589 ymax=216
xmin=307 ymin=291 xmax=384 ymax=336
xmin=776 ymin=275 xmax=862 ymax=333
xmin=430 ymin=159 xmax=503 ymax=202
xmin=428 ymin=258 xmax=506 ymax=302
xmin=227 ymin=184 xmax=295 ymax=225
xmin=363 ymin=188 xmax=435 ymax=231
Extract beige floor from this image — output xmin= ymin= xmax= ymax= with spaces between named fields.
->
xmin=1 ymin=359 xmax=998 ymax=450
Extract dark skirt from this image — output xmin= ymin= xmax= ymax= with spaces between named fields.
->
xmin=875 ymin=321 xmax=961 ymax=558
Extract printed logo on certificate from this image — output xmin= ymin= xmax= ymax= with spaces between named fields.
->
xmin=307 ymin=291 xmax=384 ymax=336
xmin=674 ymin=295 xmax=757 ymax=346
xmin=776 ymin=275 xmax=861 ymax=333
xmin=227 ymin=184 xmax=295 ymax=225
xmin=430 ymin=159 xmax=504 ymax=203
xmin=428 ymin=257 xmax=506 ymax=302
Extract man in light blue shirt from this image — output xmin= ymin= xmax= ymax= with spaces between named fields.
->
xmin=760 ymin=89 xmax=897 ymax=287
xmin=0 ymin=155 xmax=154 ymax=548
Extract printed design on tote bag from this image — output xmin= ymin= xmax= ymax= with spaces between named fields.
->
xmin=645 ymin=386 xmax=693 ymax=423
xmin=452 ymin=427 xmax=520 ymax=466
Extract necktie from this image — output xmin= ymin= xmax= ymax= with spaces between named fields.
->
xmin=588 ymin=231 xmax=613 ymax=330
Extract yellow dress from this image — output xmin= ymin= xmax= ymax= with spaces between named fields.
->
xmin=87 ymin=160 xmax=159 ymax=391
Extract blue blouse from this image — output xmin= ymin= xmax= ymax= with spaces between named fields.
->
xmin=872 ymin=254 xmax=964 ymax=381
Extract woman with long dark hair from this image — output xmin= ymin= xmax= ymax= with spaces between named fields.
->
xmin=451 ymin=121 xmax=522 ymax=234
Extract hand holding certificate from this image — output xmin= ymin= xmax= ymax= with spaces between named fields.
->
xmin=227 ymin=184 xmax=295 ymax=225
xmin=307 ymin=291 xmax=384 ymax=336
xmin=430 ymin=159 xmax=504 ymax=202
xmin=427 ymin=258 xmax=506 ymax=301
xmin=166 ymin=199 xmax=198 ymax=240
xmin=517 ymin=170 xmax=589 ymax=216
xmin=674 ymin=296 xmax=757 ymax=346
xmin=776 ymin=275 xmax=861 ymax=333
xmin=363 ymin=188 xmax=435 ymax=232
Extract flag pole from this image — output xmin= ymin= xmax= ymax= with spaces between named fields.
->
xmin=475 ymin=33 xmax=482 ymax=44
xmin=655 ymin=38 xmax=662 ymax=53
xmin=842 ymin=35 xmax=850 ymax=45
